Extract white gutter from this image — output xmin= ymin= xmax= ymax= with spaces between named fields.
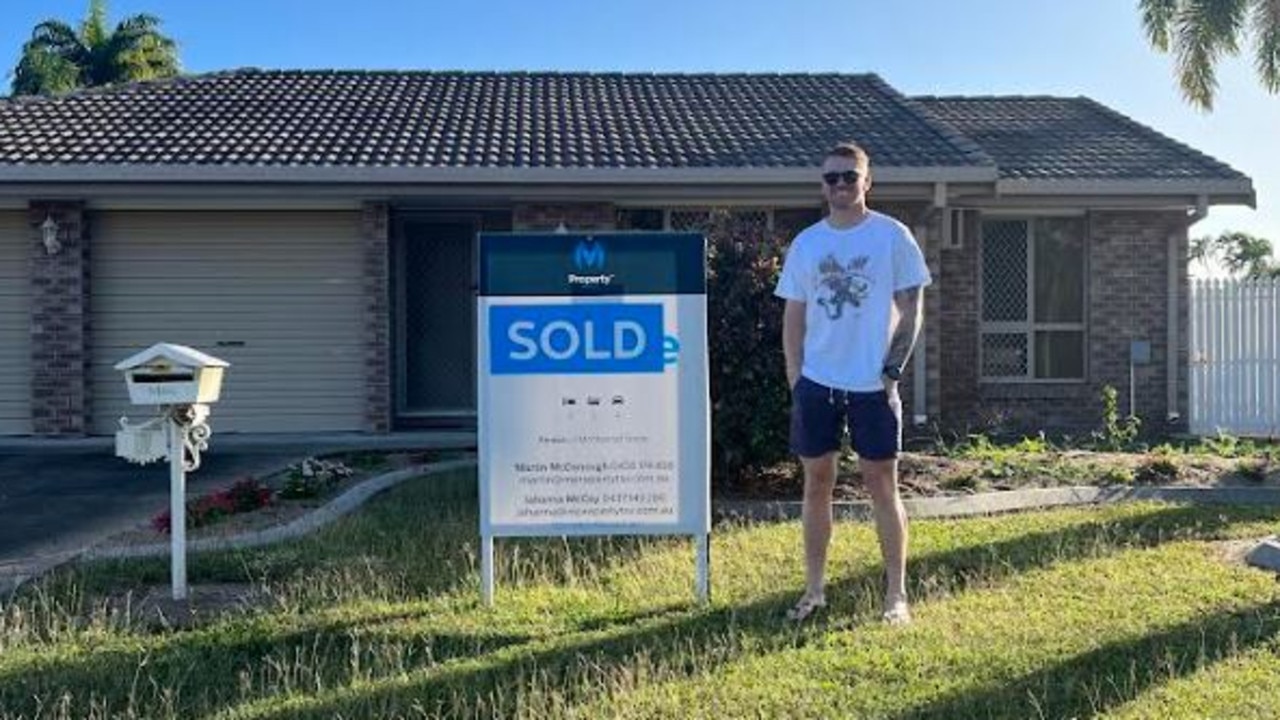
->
xmin=1167 ymin=230 xmax=1181 ymax=423
xmin=0 ymin=163 xmax=999 ymax=185
xmin=997 ymin=178 xmax=1255 ymax=206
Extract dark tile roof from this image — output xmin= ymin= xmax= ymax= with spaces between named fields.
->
xmin=912 ymin=95 xmax=1246 ymax=181
xmin=0 ymin=70 xmax=991 ymax=170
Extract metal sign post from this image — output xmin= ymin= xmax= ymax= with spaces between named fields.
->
xmin=477 ymin=232 xmax=710 ymax=606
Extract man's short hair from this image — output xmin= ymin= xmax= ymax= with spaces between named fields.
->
xmin=825 ymin=141 xmax=870 ymax=170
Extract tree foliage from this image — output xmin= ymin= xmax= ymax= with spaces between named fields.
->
xmin=1140 ymin=0 xmax=1280 ymax=109
xmin=1190 ymin=229 xmax=1280 ymax=277
xmin=705 ymin=211 xmax=792 ymax=485
xmin=10 ymin=0 xmax=179 ymax=96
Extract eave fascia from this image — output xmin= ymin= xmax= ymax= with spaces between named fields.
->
xmin=995 ymin=178 xmax=1256 ymax=208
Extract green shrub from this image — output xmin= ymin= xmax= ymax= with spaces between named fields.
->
xmin=1235 ymin=459 xmax=1268 ymax=483
xmin=705 ymin=211 xmax=791 ymax=486
xmin=1198 ymin=431 xmax=1242 ymax=458
xmin=1092 ymin=385 xmax=1141 ymax=451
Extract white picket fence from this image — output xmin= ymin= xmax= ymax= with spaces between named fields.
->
xmin=1189 ymin=278 xmax=1280 ymax=437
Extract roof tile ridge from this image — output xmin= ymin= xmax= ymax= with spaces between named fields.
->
xmin=866 ymin=75 xmax=996 ymax=168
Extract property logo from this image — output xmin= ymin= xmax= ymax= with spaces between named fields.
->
xmin=572 ymin=239 xmax=606 ymax=271
xmin=568 ymin=238 xmax=614 ymax=286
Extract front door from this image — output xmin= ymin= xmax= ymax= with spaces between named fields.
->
xmin=396 ymin=218 xmax=478 ymax=422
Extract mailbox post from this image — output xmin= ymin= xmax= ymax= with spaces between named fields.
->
xmin=113 ymin=343 xmax=229 ymax=600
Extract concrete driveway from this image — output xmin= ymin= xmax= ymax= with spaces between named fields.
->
xmin=0 ymin=432 xmax=474 ymax=591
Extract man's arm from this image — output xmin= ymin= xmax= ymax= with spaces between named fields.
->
xmin=883 ymin=286 xmax=924 ymax=381
xmin=783 ymin=300 xmax=806 ymax=389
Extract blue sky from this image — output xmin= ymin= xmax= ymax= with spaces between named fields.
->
xmin=4 ymin=0 xmax=1277 ymax=258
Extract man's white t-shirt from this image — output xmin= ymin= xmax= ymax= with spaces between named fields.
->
xmin=774 ymin=212 xmax=932 ymax=392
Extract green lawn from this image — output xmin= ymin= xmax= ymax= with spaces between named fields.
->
xmin=1 ymin=468 xmax=1278 ymax=719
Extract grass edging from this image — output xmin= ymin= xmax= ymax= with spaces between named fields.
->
xmin=717 ymin=485 xmax=1280 ymax=522
xmin=81 ymin=458 xmax=477 ymax=561
xmin=73 ymin=471 xmax=1280 ymax=566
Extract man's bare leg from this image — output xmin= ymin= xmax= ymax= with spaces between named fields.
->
xmin=860 ymin=456 xmax=910 ymax=621
xmin=791 ymin=451 xmax=838 ymax=618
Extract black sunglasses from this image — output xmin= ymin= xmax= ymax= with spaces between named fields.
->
xmin=822 ymin=170 xmax=860 ymax=186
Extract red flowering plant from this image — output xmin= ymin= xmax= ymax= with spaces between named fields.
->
xmin=150 ymin=476 xmax=275 ymax=535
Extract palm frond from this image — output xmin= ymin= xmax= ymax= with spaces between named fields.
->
xmin=113 ymin=13 xmax=166 ymax=35
xmin=1254 ymin=0 xmax=1280 ymax=92
xmin=27 ymin=20 xmax=83 ymax=54
xmin=81 ymin=0 xmax=110 ymax=49
xmin=104 ymin=13 xmax=180 ymax=82
xmin=11 ymin=48 xmax=81 ymax=96
xmin=1140 ymin=0 xmax=1181 ymax=50
xmin=1191 ymin=0 xmax=1249 ymax=52
xmin=1172 ymin=0 xmax=1249 ymax=109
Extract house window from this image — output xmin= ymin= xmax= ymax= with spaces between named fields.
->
xmin=666 ymin=208 xmax=773 ymax=233
xmin=617 ymin=208 xmax=664 ymax=230
xmin=980 ymin=217 xmax=1086 ymax=380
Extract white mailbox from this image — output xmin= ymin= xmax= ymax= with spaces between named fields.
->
xmin=114 ymin=343 xmax=229 ymax=406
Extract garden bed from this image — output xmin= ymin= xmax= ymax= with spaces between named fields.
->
xmin=731 ymin=435 xmax=1280 ymax=501
xmin=92 ymin=449 xmax=464 ymax=551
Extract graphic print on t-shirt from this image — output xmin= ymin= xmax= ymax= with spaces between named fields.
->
xmin=816 ymin=253 xmax=873 ymax=320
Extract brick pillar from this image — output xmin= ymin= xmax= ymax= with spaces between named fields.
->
xmin=361 ymin=202 xmax=391 ymax=433
xmin=28 ymin=201 xmax=89 ymax=436
xmin=918 ymin=206 xmax=945 ymax=426
xmin=878 ymin=201 xmax=936 ymax=429
xmin=513 ymin=202 xmax=616 ymax=231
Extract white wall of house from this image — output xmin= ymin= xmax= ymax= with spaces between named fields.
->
xmin=89 ymin=211 xmax=366 ymax=434
xmin=0 ymin=212 xmax=30 ymax=435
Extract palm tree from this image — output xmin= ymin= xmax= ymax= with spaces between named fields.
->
xmin=1191 ymin=230 xmax=1280 ymax=277
xmin=10 ymin=0 xmax=179 ymax=96
xmin=1140 ymin=0 xmax=1280 ymax=110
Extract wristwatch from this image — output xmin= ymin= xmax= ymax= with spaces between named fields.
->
xmin=882 ymin=365 xmax=902 ymax=382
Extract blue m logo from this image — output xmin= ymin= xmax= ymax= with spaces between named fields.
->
xmin=572 ymin=240 xmax=606 ymax=271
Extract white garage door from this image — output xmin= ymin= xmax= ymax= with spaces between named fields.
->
xmin=0 ymin=212 xmax=30 ymax=435
xmin=90 ymin=211 xmax=366 ymax=434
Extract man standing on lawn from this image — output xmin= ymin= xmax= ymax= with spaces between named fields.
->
xmin=774 ymin=141 xmax=931 ymax=624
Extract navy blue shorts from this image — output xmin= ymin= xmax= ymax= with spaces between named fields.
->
xmin=789 ymin=376 xmax=901 ymax=460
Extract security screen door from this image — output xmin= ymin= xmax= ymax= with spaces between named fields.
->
xmin=397 ymin=218 xmax=478 ymax=420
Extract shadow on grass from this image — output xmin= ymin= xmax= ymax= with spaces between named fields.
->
xmin=216 ymin=503 xmax=1270 ymax=719
xmin=895 ymin=599 xmax=1280 ymax=720
xmin=0 ymin=611 xmax=534 ymax=718
xmin=59 ymin=469 xmax=671 ymax=605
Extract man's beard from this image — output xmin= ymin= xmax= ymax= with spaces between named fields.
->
xmin=828 ymin=191 xmax=859 ymax=211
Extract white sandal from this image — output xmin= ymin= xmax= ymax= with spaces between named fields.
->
xmin=786 ymin=594 xmax=827 ymax=621
xmin=882 ymin=597 xmax=912 ymax=625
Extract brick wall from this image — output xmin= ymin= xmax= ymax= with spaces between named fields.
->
xmin=940 ymin=211 xmax=983 ymax=429
xmin=28 ymin=201 xmax=89 ymax=436
xmin=940 ymin=210 xmax=1189 ymax=435
xmin=513 ymin=203 xmax=616 ymax=231
xmin=361 ymin=202 xmax=391 ymax=433
xmin=875 ymin=202 xmax=939 ymax=429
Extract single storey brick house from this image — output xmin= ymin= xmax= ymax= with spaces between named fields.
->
xmin=0 ymin=70 xmax=1254 ymax=437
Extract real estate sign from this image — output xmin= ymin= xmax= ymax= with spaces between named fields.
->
xmin=477 ymin=231 xmax=709 ymax=603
